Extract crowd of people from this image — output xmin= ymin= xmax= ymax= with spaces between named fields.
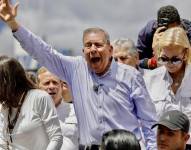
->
xmin=0 ymin=0 xmax=191 ymax=150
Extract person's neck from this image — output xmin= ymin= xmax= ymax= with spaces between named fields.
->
xmin=55 ymin=99 xmax=62 ymax=108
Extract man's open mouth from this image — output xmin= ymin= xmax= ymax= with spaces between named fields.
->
xmin=90 ymin=57 xmax=101 ymax=63
xmin=48 ymin=92 xmax=56 ymax=96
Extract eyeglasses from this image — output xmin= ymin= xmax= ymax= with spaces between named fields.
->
xmin=158 ymin=55 xmax=184 ymax=65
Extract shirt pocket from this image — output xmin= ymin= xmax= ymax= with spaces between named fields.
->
xmin=151 ymin=92 xmax=174 ymax=118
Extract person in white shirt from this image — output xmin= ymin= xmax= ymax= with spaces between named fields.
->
xmin=37 ymin=67 xmax=79 ymax=150
xmin=144 ymin=27 xmax=191 ymax=148
xmin=0 ymin=56 xmax=62 ymax=150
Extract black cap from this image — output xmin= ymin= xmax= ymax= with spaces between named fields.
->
xmin=157 ymin=5 xmax=181 ymax=26
xmin=152 ymin=110 xmax=190 ymax=133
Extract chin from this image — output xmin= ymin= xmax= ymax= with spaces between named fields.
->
xmin=167 ymin=69 xmax=179 ymax=74
xmin=166 ymin=66 xmax=179 ymax=73
xmin=158 ymin=145 xmax=169 ymax=150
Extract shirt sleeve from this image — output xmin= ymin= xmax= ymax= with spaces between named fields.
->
xmin=34 ymin=93 xmax=63 ymax=150
xmin=130 ymin=72 xmax=157 ymax=150
xmin=13 ymin=26 xmax=79 ymax=86
xmin=0 ymin=107 xmax=9 ymax=149
xmin=137 ymin=20 xmax=156 ymax=59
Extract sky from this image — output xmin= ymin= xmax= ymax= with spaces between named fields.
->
xmin=0 ymin=0 xmax=191 ymax=57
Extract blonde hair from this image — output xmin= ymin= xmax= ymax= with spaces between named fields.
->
xmin=36 ymin=67 xmax=49 ymax=83
xmin=157 ymin=27 xmax=191 ymax=64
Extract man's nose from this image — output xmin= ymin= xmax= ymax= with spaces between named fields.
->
xmin=90 ymin=44 xmax=97 ymax=52
xmin=48 ymin=83 xmax=56 ymax=89
xmin=158 ymin=134 xmax=166 ymax=141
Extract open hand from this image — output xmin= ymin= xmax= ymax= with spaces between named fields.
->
xmin=0 ymin=0 xmax=19 ymax=22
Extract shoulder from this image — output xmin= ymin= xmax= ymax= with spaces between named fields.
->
xmin=144 ymin=66 xmax=166 ymax=87
xmin=26 ymin=89 xmax=56 ymax=112
xmin=27 ymin=89 xmax=50 ymax=98
xmin=26 ymin=89 xmax=53 ymax=105
xmin=117 ymin=62 xmax=140 ymax=77
xmin=139 ymin=19 xmax=157 ymax=34
xmin=145 ymin=66 xmax=166 ymax=77
xmin=116 ymin=63 xmax=146 ymax=86
xmin=181 ymin=19 xmax=191 ymax=28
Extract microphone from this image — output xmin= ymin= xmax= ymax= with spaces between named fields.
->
xmin=93 ymin=84 xmax=99 ymax=93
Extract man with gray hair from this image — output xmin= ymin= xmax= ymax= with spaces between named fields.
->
xmin=112 ymin=38 xmax=139 ymax=68
xmin=112 ymin=38 xmax=148 ymax=76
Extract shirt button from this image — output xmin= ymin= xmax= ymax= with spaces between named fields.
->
xmin=99 ymin=105 xmax=102 ymax=108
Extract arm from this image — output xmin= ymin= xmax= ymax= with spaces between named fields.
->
xmin=0 ymin=106 xmax=9 ymax=149
xmin=130 ymin=72 xmax=157 ymax=150
xmin=137 ymin=20 xmax=157 ymax=69
xmin=35 ymin=92 xmax=63 ymax=150
xmin=0 ymin=0 xmax=79 ymax=86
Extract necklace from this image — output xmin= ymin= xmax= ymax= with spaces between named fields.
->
xmin=8 ymin=91 xmax=26 ymax=142
xmin=174 ymin=81 xmax=180 ymax=87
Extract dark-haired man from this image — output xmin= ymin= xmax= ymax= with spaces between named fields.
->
xmin=152 ymin=110 xmax=190 ymax=150
xmin=137 ymin=5 xmax=191 ymax=69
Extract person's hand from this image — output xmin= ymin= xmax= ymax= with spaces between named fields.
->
xmin=0 ymin=0 xmax=19 ymax=30
xmin=0 ymin=0 xmax=19 ymax=22
xmin=152 ymin=26 xmax=166 ymax=56
xmin=62 ymin=81 xmax=72 ymax=102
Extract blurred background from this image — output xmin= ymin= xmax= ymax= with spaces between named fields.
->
xmin=0 ymin=0 xmax=190 ymax=70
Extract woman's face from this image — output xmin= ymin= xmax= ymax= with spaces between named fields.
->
xmin=159 ymin=45 xmax=187 ymax=74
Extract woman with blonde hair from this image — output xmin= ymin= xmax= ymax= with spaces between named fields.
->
xmin=145 ymin=27 xmax=191 ymax=148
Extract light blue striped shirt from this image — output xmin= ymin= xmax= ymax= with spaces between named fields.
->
xmin=13 ymin=26 xmax=157 ymax=150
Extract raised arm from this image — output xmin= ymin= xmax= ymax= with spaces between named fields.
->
xmin=0 ymin=0 xmax=19 ymax=31
xmin=0 ymin=0 xmax=80 ymax=87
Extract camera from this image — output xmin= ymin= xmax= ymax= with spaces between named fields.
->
xmin=158 ymin=18 xmax=170 ymax=27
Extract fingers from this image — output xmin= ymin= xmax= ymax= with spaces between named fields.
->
xmin=4 ymin=13 xmax=10 ymax=20
xmin=155 ymin=26 xmax=166 ymax=34
xmin=2 ymin=0 xmax=9 ymax=6
xmin=12 ymin=2 xmax=19 ymax=16
xmin=0 ymin=3 xmax=6 ymax=20
xmin=0 ymin=13 xmax=6 ymax=20
xmin=0 ymin=3 xmax=6 ymax=11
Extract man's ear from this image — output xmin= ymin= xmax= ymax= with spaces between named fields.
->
xmin=184 ymin=133 xmax=190 ymax=142
xmin=109 ymin=45 xmax=113 ymax=53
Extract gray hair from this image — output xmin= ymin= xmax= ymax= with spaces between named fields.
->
xmin=112 ymin=38 xmax=138 ymax=56
xmin=83 ymin=27 xmax=110 ymax=44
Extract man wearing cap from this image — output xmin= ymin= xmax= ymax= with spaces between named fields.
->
xmin=152 ymin=110 xmax=190 ymax=150
xmin=137 ymin=5 xmax=191 ymax=69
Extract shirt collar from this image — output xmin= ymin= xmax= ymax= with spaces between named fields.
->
xmin=179 ymin=64 xmax=191 ymax=96
xmin=163 ymin=64 xmax=191 ymax=97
